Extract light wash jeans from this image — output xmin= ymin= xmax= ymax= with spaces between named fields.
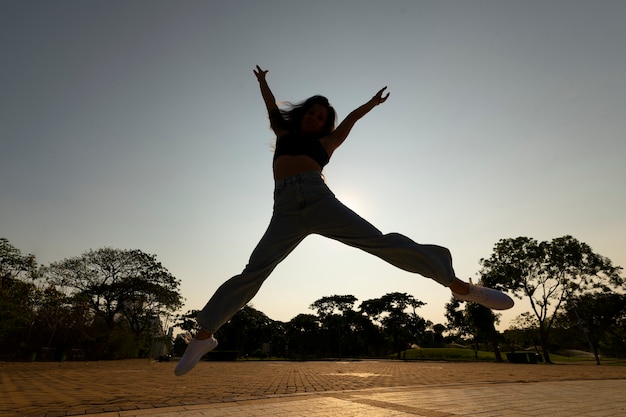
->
xmin=196 ymin=171 xmax=456 ymax=332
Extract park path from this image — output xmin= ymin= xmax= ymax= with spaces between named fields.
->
xmin=2 ymin=359 xmax=625 ymax=416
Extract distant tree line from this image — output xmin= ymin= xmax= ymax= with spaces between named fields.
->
xmin=175 ymin=292 xmax=436 ymax=360
xmin=1 ymin=236 xmax=624 ymax=363
xmin=0 ymin=238 xmax=182 ymax=360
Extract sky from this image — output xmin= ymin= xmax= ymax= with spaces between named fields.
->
xmin=2 ymin=0 xmax=625 ymax=331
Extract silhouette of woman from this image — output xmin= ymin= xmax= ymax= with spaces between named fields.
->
xmin=175 ymin=65 xmax=513 ymax=376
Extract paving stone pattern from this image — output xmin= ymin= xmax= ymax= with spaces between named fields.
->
xmin=1 ymin=359 xmax=625 ymax=417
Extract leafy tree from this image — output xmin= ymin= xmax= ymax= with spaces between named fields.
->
xmin=310 ymin=295 xmax=358 ymax=317
xmin=480 ymin=235 xmax=623 ymax=363
xmin=341 ymin=308 xmax=385 ymax=357
xmin=172 ymin=309 xmax=201 ymax=356
xmin=285 ymin=313 xmax=320 ymax=359
xmin=0 ymin=277 xmax=39 ymax=359
xmin=43 ymin=248 xmax=183 ymax=358
xmin=175 ymin=309 xmax=202 ymax=333
xmin=564 ymin=292 xmax=626 ymax=364
xmin=431 ymin=323 xmax=446 ymax=348
xmin=360 ymin=292 xmax=428 ymax=358
xmin=0 ymin=238 xmax=39 ymax=359
xmin=218 ymin=305 xmax=278 ymax=356
xmin=310 ymin=295 xmax=358 ymax=358
xmin=466 ymin=303 xmax=503 ymax=361
xmin=445 ymin=298 xmax=503 ymax=360
xmin=0 ymin=237 xmax=38 ymax=282
xmin=173 ymin=306 xmax=285 ymax=358
xmin=503 ymin=312 xmax=541 ymax=352
xmin=445 ymin=298 xmax=471 ymax=341
xmin=32 ymin=286 xmax=73 ymax=349
xmin=602 ymin=310 xmax=626 ymax=359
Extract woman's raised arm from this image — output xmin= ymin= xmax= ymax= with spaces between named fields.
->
xmin=253 ymin=66 xmax=277 ymax=111
xmin=254 ymin=65 xmax=288 ymax=136
xmin=323 ymin=87 xmax=389 ymax=154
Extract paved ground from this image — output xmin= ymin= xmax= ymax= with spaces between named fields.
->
xmin=2 ymin=359 xmax=626 ymax=417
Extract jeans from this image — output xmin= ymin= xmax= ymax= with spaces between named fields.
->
xmin=196 ymin=171 xmax=456 ymax=332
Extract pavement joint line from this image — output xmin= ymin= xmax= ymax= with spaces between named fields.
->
xmin=46 ymin=379 xmax=626 ymax=417
xmin=4 ymin=360 xmax=626 ymax=417
xmin=327 ymin=393 xmax=456 ymax=417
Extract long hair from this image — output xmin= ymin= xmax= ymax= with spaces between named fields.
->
xmin=270 ymin=95 xmax=337 ymax=137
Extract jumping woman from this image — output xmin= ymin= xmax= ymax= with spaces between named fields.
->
xmin=175 ymin=65 xmax=513 ymax=376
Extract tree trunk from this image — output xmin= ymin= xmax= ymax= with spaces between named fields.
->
xmin=591 ymin=341 xmax=601 ymax=365
xmin=490 ymin=335 xmax=503 ymax=362
xmin=539 ymin=330 xmax=552 ymax=364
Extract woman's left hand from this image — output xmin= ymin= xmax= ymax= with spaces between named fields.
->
xmin=372 ymin=86 xmax=390 ymax=105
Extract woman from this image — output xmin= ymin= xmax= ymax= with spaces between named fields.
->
xmin=175 ymin=65 xmax=513 ymax=376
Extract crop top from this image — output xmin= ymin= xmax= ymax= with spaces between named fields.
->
xmin=273 ymin=133 xmax=330 ymax=169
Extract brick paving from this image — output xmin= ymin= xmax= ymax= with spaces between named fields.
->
xmin=1 ymin=359 xmax=625 ymax=417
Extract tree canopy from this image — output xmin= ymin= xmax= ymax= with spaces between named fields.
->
xmin=2 ymin=235 xmax=624 ymax=362
xmin=44 ymin=248 xmax=183 ymax=334
xmin=1 ymin=237 xmax=37 ymax=282
xmin=479 ymin=235 xmax=623 ymax=363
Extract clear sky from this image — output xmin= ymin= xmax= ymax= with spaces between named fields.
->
xmin=2 ymin=0 xmax=625 ymax=330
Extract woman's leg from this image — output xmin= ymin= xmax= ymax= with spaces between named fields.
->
xmin=196 ymin=212 xmax=307 ymax=333
xmin=176 ymin=180 xmax=313 ymax=376
xmin=196 ymin=178 xmax=314 ymax=333
xmin=310 ymin=193 xmax=457 ymax=287
xmin=305 ymin=184 xmax=513 ymax=310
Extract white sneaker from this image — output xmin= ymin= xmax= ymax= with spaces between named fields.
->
xmin=452 ymin=279 xmax=514 ymax=310
xmin=174 ymin=335 xmax=218 ymax=376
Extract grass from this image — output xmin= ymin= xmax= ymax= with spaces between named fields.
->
xmin=226 ymin=348 xmax=625 ymax=364
xmin=396 ymin=348 xmax=498 ymax=362
xmin=394 ymin=347 xmax=614 ymax=363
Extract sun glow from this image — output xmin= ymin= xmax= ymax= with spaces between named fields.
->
xmin=336 ymin=192 xmax=377 ymax=221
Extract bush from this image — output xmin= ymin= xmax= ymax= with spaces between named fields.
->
xmin=206 ymin=350 xmax=239 ymax=361
xmin=395 ymin=347 xmax=497 ymax=361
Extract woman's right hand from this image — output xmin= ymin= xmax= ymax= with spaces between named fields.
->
xmin=254 ymin=65 xmax=268 ymax=81
xmin=372 ymin=86 xmax=390 ymax=105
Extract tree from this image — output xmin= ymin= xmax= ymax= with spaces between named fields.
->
xmin=480 ymin=235 xmax=623 ymax=363
xmin=564 ymin=292 xmax=626 ymax=364
xmin=285 ymin=313 xmax=320 ymax=359
xmin=445 ymin=298 xmax=471 ymax=341
xmin=217 ymin=305 xmax=279 ymax=356
xmin=431 ymin=324 xmax=446 ymax=348
xmin=602 ymin=307 xmax=626 ymax=359
xmin=310 ymin=295 xmax=358 ymax=358
xmin=0 ymin=238 xmax=39 ymax=359
xmin=466 ymin=303 xmax=503 ymax=361
xmin=172 ymin=309 xmax=201 ymax=356
xmin=1 ymin=237 xmax=37 ymax=284
xmin=43 ymin=248 xmax=183 ymax=358
xmin=503 ymin=312 xmax=542 ymax=353
xmin=360 ymin=292 xmax=428 ymax=358
xmin=310 ymin=295 xmax=358 ymax=317
xmin=175 ymin=309 xmax=202 ymax=333
xmin=445 ymin=298 xmax=503 ymax=361
xmin=0 ymin=277 xmax=39 ymax=359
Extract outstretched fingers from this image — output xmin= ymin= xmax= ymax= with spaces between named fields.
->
xmin=374 ymin=86 xmax=390 ymax=105
xmin=254 ymin=65 xmax=268 ymax=81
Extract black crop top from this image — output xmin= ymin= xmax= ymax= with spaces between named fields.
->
xmin=273 ymin=133 xmax=330 ymax=168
